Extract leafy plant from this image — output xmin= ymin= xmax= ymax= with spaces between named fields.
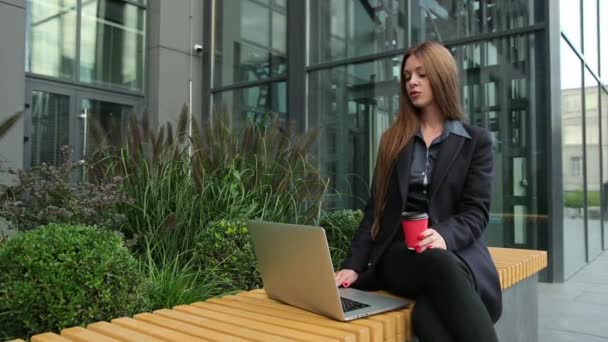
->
xmin=0 ymin=146 xmax=130 ymax=231
xmin=0 ymin=224 xmax=148 ymax=339
xmin=193 ymin=219 xmax=261 ymax=292
xmin=0 ymin=111 xmax=23 ymax=140
xmin=143 ymin=239 xmax=229 ymax=310
xmin=320 ymin=209 xmax=364 ymax=269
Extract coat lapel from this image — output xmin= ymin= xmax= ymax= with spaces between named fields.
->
xmin=396 ymin=141 xmax=414 ymax=206
xmin=429 ymin=134 xmax=465 ymax=200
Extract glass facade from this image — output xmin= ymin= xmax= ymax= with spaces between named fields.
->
xmin=213 ymin=0 xmax=287 ymax=87
xmin=80 ymin=0 xmax=145 ymax=90
xmin=24 ymin=0 xmax=146 ymax=169
xmin=560 ymin=0 xmax=608 ymax=276
xmin=411 ymin=0 xmax=544 ymax=43
xmin=452 ymin=34 xmax=547 ymax=250
xmin=308 ymin=0 xmax=406 ymax=64
xmin=213 ymin=82 xmax=287 ymax=133
xmin=26 ymin=0 xmax=145 ymax=91
xmin=26 ymin=0 xmax=77 ymax=79
xmin=308 ymin=58 xmax=401 ymax=208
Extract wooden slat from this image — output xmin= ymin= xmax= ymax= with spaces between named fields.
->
xmin=111 ymin=317 xmax=203 ymax=341
xmin=87 ymin=321 xmax=165 ymax=342
xmin=154 ymin=308 xmax=294 ymax=342
xmin=191 ymin=300 xmax=357 ymax=342
xmin=176 ymin=304 xmax=337 ymax=341
xmin=61 ymin=327 xmax=120 ymax=342
xmin=235 ymin=291 xmax=386 ymax=341
xmin=30 ymin=333 xmax=72 ymax=342
xmin=207 ymin=296 xmax=372 ymax=342
xmin=134 ymin=312 xmax=238 ymax=342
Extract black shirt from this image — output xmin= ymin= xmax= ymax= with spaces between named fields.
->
xmin=404 ymin=120 xmax=472 ymax=214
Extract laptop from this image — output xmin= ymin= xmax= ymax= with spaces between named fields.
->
xmin=248 ymin=220 xmax=410 ymax=321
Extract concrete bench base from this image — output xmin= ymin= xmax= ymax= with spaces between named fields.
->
xmin=495 ymin=274 xmax=539 ymax=342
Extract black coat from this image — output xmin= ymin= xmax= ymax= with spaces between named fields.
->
xmin=342 ymin=123 xmax=502 ymax=323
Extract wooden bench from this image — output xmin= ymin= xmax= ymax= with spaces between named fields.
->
xmin=25 ymin=247 xmax=547 ymax=342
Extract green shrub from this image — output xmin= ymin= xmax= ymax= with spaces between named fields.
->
xmin=143 ymin=240 xmax=229 ymax=310
xmin=564 ymin=190 xmax=600 ymax=208
xmin=320 ymin=209 xmax=364 ymax=269
xmin=193 ymin=219 xmax=261 ymax=292
xmin=0 ymin=224 xmax=148 ymax=339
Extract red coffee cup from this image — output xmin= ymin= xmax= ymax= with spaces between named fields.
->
xmin=401 ymin=212 xmax=429 ymax=250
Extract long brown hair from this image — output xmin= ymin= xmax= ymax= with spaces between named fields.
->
xmin=370 ymin=41 xmax=464 ymax=239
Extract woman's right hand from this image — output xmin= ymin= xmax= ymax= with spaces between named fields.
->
xmin=334 ymin=269 xmax=359 ymax=288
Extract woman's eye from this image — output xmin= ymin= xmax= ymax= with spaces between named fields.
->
xmin=419 ymin=74 xmax=426 ymax=78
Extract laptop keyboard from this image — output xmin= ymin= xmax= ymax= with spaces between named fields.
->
xmin=340 ymin=297 xmax=370 ymax=312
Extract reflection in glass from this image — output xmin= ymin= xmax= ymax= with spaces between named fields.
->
xmin=412 ymin=0 xmax=542 ymax=43
xmin=213 ymin=82 xmax=286 ymax=134
xmin=80 ymin=0 xmax=145 ymax=91
xmin=82 ymin=99 xmax=132 ymax=159
xmin=584 ymin=70 xmax=602 ymax=259
xmin=452 ymin=34 xmax=547 ymax=251
xmin=30 ymin=91 xmax=70 ymax=166
xmin=560 ymin=0 xmax=581 ymax=52
xmin=308 ymin=0 xmax=406 ymax=64
xmin=561 ymin=39 xmax=586 ymax=278
xmin=601 ymin=0 xmax=608 ymax=85
xmin=583 ymin=0 xmax=598 ymax=74
xmin=26 ymin=0 xmax=77 ymax=79
xmin=214 ymin=0 xmax=287 ymax=87
xmin=308 ymin=57 xmax=401 ymax=209
xmin=602 ymin=91 xmax=608 ymax=249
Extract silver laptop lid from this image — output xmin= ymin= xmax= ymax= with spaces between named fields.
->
xmin=248 ymin=220 xmax=345 ymax=320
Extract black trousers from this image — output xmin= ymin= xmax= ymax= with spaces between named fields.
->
xmin=377 ymin=241 xmax=498 ymax=342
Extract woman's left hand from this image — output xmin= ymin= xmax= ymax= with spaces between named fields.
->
xmin=416 ymin=228 xmax=447 ymax=252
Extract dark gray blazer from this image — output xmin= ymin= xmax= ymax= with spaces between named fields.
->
xmin=342 ymin=123 xmax=502 ymax=323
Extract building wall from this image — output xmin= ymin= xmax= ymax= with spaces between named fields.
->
xmin=147 ymin=0 xmax=204 ymax=129
xmin=0 ymin=0 xmax=26 ymax=173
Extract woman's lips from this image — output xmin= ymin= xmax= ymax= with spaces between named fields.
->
xmin=410 ymin=91 xmax=421 ymax=98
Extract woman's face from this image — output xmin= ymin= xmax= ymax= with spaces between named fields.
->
xmin=403 ymin=55 xmax=434 ymax=108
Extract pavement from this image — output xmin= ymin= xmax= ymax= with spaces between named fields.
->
xmin=539 ymin=249 xmax=608 ymax=341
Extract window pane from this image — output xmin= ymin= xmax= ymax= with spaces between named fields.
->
xmin=80 ymin=0 xmax=146 ymax=91
xmin=561 ymin=38 xmax=586 ymax=278
xmin=583 ymin=0 xmax=598 ymax=74
xmin=412 ymin=0 xmax=543 ymax=43
xmin=214 ymin=0 xmax=287 ymax=87
xmin=561 ymin=0 xmax=581 ymax=52
xmin=585 ymin=71 xmax=602 ymax=259
xmin=213 ymin=82 xmax=286 ymax=134
xmin=308 ymin=0 xmax=406 ymax=64
xmin=82 ymin=99 xmax=132 ymax=159
xmin=308 ymin=57 xmax=401 ymax=209
xmin=30 ymin=91 xmax=71 ymax=166
xmin=451 ymin=34 xmax=547 ymax=251
xmin=26 ymin=0 xmax=77 ymax=79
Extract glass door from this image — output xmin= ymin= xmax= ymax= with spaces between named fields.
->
xmin=77 ymin=94 xmax=135 ymax=163
xmin=24 ymin=83 xmax=77 ymax=168
xmin=24 ymin=80 xmax=141 ymax=170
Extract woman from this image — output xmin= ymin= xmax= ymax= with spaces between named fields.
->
xmin=334 ymin=41 xmax=501 ymax=342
